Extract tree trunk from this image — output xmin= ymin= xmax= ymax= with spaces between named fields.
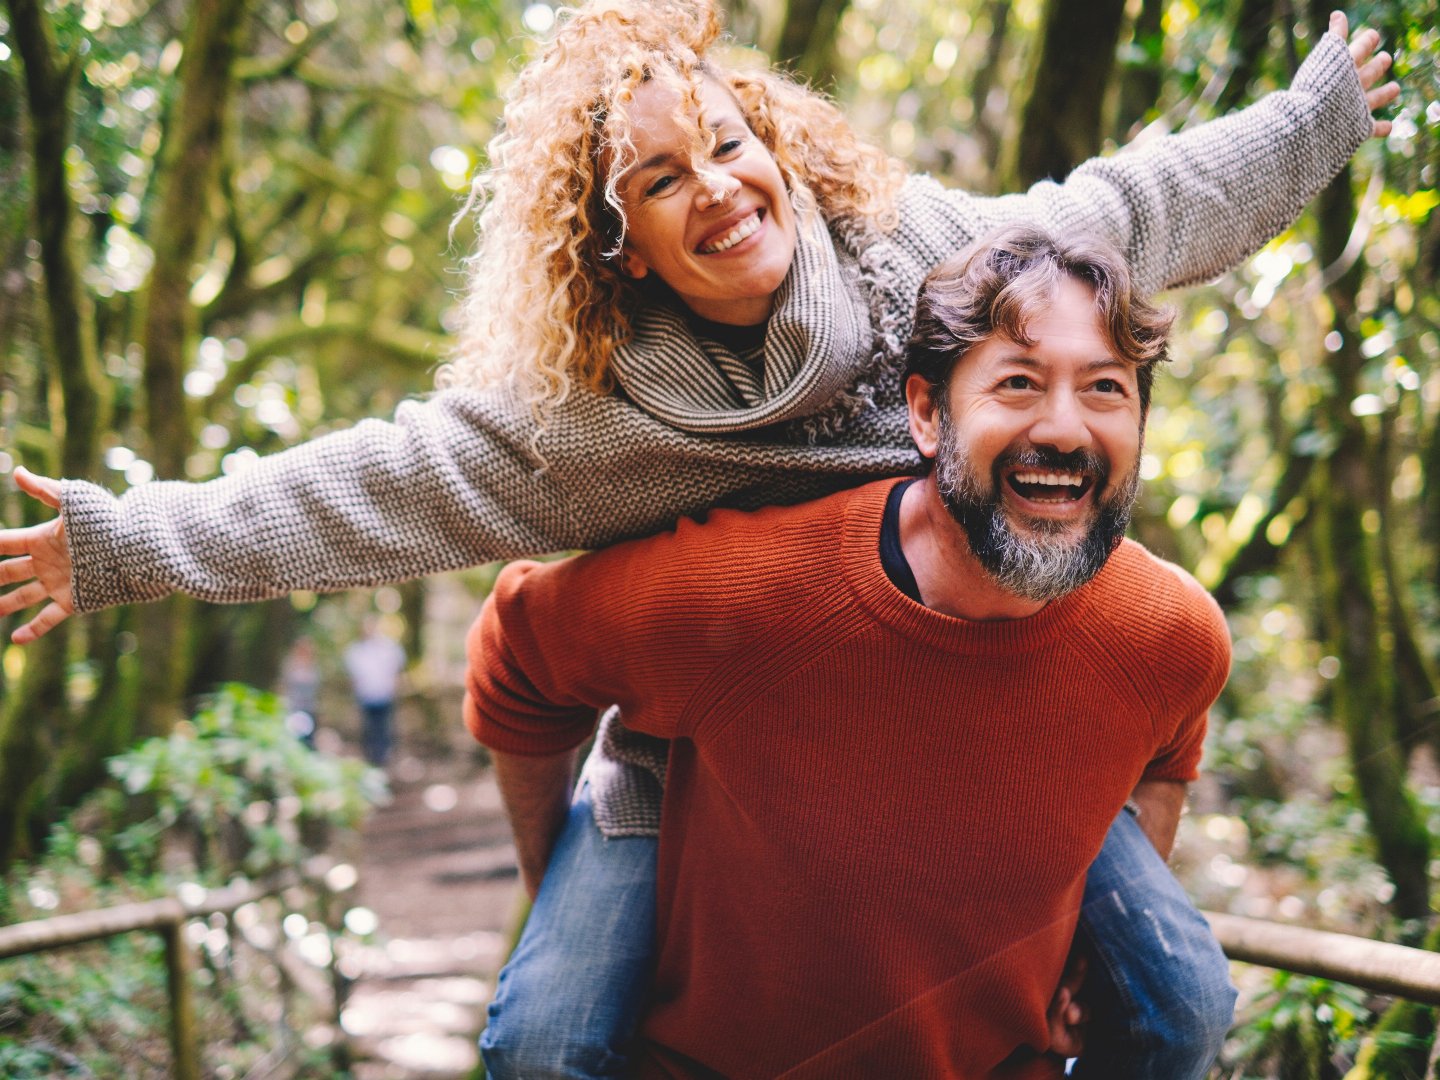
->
xmin=1215 ymin=0 xmax=1277 ymax=115
xmin=968 ymin=0 xmax=1012 ymax=183
xmin=5 ymin=0 xmax=104 ymax=476
xmin=142 ymin=0 xmax=251 ymax=480
xmin=134 ymin=0 xmax=252 ymax=734
xmin=1009 ymin=0 xmax=1128 ymax=187
xmin=1 ymin=0 xmax=109 ymax=870
xmin=775 ymin=0 xmax=849 ymax=90
xmin=1375 ymin=409 xmax=1439 ymax=753
xmin=1312 ymin=159 xmax=1431 ymax=923
xmin=1113 ymin=0 xmax=1165 ymax=140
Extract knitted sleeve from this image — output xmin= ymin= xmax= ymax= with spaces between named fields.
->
xmin=462 ymin=515 xmax=759 ymax=755
xmin=1141 ymin=576 xmax=1233 ymax=784
xmin=463 ymin=559 xmax=612 ymax=757
xmin=60 ymin=379 xmax=910 ymax=613
xmin=903 ymin=30 xmax=1372 ymax=297
xmin=61 ymin=388 xmax=568 ymax=611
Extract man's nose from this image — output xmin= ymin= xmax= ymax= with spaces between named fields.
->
xmin=1027 ymin=391 xmax=1092 ymax=452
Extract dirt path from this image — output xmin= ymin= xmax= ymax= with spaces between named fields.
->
xmin=340 ymin=733 xmax=519 ymax=1079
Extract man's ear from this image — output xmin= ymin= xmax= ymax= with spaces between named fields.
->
xmin=906 ymin=373 xmax=941 ymax=461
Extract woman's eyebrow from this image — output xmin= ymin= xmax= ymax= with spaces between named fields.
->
xmin=624 ymin=120 xmax=732 ymax=185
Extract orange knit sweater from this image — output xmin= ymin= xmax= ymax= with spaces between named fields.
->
xmin=465 ymin=479 xmax=1230 ymax=1079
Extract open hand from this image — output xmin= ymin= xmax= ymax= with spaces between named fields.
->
xmin=0 ymin=467 xmax=75 ymax=643
xmin=1333 ymin=11 xmax=1401 ymax=139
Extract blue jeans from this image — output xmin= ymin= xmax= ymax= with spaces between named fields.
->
xmin=481 ymin=783 xmax=657 ymax=1078
xmin=1068 ymin=809 xmax=1237 ymax=1079
xmin=481 ymin=796 xmax=1235 ymax=1079
xmin=360 ymin=701 xmax=393 ymax=766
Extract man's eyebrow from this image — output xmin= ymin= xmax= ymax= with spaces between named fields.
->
xmin=995 ymin=354 xmax=1128 ymax=372
xmin=1081 ymin=356 xmax=1130 ymax=373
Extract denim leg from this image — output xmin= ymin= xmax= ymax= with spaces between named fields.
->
xmin=481 ymin=782 xmax=659 ymax=1080
xmin=361 ymin=703 xmax=392 ymax=766
xmin=1069 ymin=810 xmax=1236 ymax=1080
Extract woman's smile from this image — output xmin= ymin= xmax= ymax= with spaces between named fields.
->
xmin=615 ymin=77 xmax=798 ymax=326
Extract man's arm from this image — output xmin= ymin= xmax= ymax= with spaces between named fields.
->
xmin=493 ymin=747 xmax=579 ymax=900
xmin=1129 ymin=778 xmax=1188 ymax=859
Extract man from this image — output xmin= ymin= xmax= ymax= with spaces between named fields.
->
xmin=465 ymin=226 xmax=1232 ymax=1078
xmin=343 ymin=617 xmax=407 ymax=766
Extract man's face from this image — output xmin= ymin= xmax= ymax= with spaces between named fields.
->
xmin=925 ymin=277 xmax=1144 ymax=601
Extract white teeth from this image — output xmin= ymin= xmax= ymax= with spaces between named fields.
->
xmin=1013 ymin=471 xmax=1084 ymax=487
xmin=700 ymin=212 xmax=760 ymax=254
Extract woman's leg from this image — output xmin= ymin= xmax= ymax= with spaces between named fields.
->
xmin=480 ymin=781 xmax=658 ymax=1080
xmin=1069 ymin=809 xmax=1237 ymax=1080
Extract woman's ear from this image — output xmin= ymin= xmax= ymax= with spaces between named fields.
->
xmin=620 ymin=249 xmax=649 ymax=280
xmin=905 ymin=373 xmax=943 ymax=462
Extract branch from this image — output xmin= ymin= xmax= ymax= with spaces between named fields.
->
xmin=234 ymin=21 xmax=336 ymax=82
xmin=293 ymin=60 xmax=431 ymax=106
xmin=1211 ymin=444 xmax=1319 ymax=608
xmin=212 ymin=303 xmax=443 ymax=399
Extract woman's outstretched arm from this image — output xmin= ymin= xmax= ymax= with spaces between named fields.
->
xmin=915 ymin=13 xmax=1397 ymax=297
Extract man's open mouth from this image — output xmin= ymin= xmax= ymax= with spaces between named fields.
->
xmin=1005 ymin=470 xmax=1094 ymax=504
xmin=698 ymin=209 xmax=763 ymax=254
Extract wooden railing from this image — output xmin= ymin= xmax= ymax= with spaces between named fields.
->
xmin=0 ymin=866 xmax=349 ymax=1079
xmin=1204 ymin=911 xmax=1440 ymax=1004
xmin=7 ymin=889 xmax=1440 ymax=1074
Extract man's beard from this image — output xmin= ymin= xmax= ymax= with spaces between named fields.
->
xmin=933 ymin=411 xmax=1140 ymax=603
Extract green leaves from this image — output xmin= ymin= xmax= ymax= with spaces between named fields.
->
xmin=103 ymin=682 xmax=382 ymax=879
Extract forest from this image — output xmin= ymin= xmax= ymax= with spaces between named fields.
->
xmin=2 ymin=0 xmax=1440 ymax=1075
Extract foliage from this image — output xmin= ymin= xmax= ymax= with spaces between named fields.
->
xmin=1221 ymin=973 xmax=1373 ymax=1079
xmin=3 ymin=0 xmax=1440 ymax=1074
xmin=103 ymin=682 xmax=385 ymax=879
xmin=0 ymin=684 xmax=380 ymax=1076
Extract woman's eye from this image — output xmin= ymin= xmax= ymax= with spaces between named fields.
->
xmin=1002 ymin=375 xmax=1032 ymax=390
xmin=715 ymin=137 xmax=745 ymax=157
xmin=645 ymin=174 xmax=678 ymax=197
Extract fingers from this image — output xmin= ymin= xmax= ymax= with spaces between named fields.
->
xmin=1339 ymin=17 xmax=1399 ymax=141
xmin=1348 ymin=25 xmax=1380 ymax=66
xmin=11 ymin=602 xmax=71 ymax=644
xmin=1330 ymin=11 xmax=1348 ymax=41
xmin=0 ymin=579 xmax=49 ymax=617
xmin=1356 ymin=49 xmax=1394 ymax=91
xmin=1047 ymin=992 xmax=1087 ymax=1058
xmin=0 ymin=520 xmax=58 ymax=556
xmin=1367 ymin=79 xmax=1401 ymax=111
xmin=13 ymin=467 xmax=62 ymax=510
xmin=0 ymin=556 xmax=35 ymax=585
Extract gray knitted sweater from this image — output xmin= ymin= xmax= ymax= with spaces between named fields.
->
xmin=62 ymin=33 xmax=1370 ymax=835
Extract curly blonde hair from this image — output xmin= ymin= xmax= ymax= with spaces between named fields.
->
xmin=440 ymin=0 xmax=906 ymax=413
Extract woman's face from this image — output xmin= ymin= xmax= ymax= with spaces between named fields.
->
xmin=612 ymin=77 xmax=798 ymax=326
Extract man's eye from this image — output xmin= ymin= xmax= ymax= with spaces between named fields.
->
xmin=1094 ymin=378 xmax=1122 ymax=394
xmin=1002 ymin=375 xmax=1032 ymax=390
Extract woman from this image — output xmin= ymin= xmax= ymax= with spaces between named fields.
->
xmin=0 ymin=1 xmax=1398 ymax=1075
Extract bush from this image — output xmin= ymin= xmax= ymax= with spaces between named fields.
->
xmin=0 ymin=684 xmax=384 ymax=1077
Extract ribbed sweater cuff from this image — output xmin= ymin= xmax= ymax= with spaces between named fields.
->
xmin=63 ymin=478 xmax=170 ymax=613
